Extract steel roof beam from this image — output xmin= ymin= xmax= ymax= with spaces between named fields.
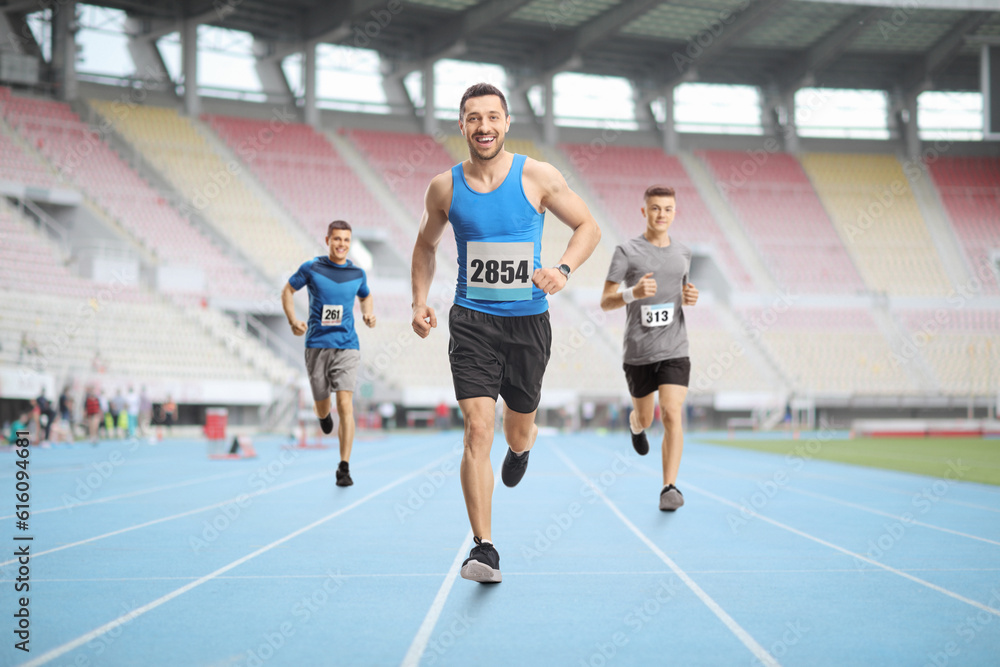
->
xmin=422 ymin=0 xmax=534 ymax=60
xmin=541 ymin=0 xmax=663 ymax=72
xmin=659 ymin=0 xmax=789 ymax=86
xmin=777 ymin=6 xmax=888 ymax=92
xmin=900 ymin=11 xmax=993 ymax=96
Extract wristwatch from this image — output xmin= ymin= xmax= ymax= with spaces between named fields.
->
xmin=556 ymin=264 xmax=571 ymax=280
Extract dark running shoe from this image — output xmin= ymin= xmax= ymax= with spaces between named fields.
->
xmin=659 ymin=484 xmax=684 ymax=511
xmin=501 ymin=447 xmax=530 ymax=487
xmin=336 ymin=461 xmax=353 ymax=487
xmin=460 ymin=537 xmax=501 ymax=583
xmin=631 ymin=430 xmax=649 ymax=456
xmin=319 ymin=413 xmax=334 ymax=435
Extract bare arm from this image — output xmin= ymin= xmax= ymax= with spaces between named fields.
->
xmin=282 ymin=282 xmax=307 ymax=336
xmin=600 ymin=273 xmax=657 ymax=311
xmin=359 ymin=293 xmax=375 ymax=328
xmin=600 ymin=281 xmax=625 ymax=311
xmin=411 ymin=173 xmax=451 ymax=338
xmin=525 ymin=159 xmax=602 ymax=294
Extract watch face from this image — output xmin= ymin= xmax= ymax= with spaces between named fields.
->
xmin=559 ymin=264 xmax=570 ymax=276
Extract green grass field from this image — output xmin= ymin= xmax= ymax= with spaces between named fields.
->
xmin=704 ymin=436 xmax=1000 ymax=486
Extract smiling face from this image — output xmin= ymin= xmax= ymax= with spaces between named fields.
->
xmin=459 ymin=94 xmax=510 ymax=161
xmin=642 ymin=195 xmax=676 ymax=236
xmin=326 ymin=228 xmax=351 ymax=264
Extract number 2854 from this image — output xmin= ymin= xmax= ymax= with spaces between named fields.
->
xmin=470 ymin=259 xmax=530 ymax=285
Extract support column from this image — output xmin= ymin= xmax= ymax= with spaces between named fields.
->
xmin=126 ymin=36 xmax=173 ymax=90
xmin=51 ymin=0 xmax=77 ymax=101
xmin=631 ymin=81 xmax=658 ymax=132
xmin=781 ymin=89 xmax=800 ymax=154
xmin=542 ymin=74 xmax=557 ymax=146
xmin=902 ymin=93 xmax=920 ymax=161
xmin=422 ymin=60 xmax=436 ymax=135
xmin=303 ymin=41 xmax=318 ymax=128
xmin=661 ymin=86 xmax=678 ymax=155
xmin=761 ymin=85 xmax=800 ymax=153
xmin=181 ymin=19 xmax=200 ymax=116
xmin=252 ymin=38 xmax=295 ymax=106
xmin=380 ymin=58 xmax=417 ymax=121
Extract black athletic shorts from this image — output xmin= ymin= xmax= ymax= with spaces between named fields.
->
xmin=448 ymin=304 xmax=551 ymax=414
xmin=623 ymin=357 xmax=691 ymax=398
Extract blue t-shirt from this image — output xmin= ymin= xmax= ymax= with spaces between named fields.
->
xmin=288 ymin=257 xmax=370 ymax=350
xmin=449 ymin=153 xmax=547 ymax=316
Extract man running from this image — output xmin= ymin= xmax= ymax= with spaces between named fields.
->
xmin=411 ymin=82 xmax=601 ymax=583
xmin=601 ymin=185 xmax=698 ymax=511
xmin=284 ymin=220 xmax=375 ymax=488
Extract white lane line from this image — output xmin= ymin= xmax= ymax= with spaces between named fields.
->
xmin=400 ymin=458 xmax=498 ymax=667
xmin=0 ymin=469 xmax=249 ymax=519
xmin=0 ymin=441 xmax=436 ymax=567
xmin=400 ymin=530 xmax=475 ymax=667
xmin=0 ymin=456 xmax=188 ymax=478
xmin=554 ymin=445 xmax=781 ymax=667
xmin=685 ymin=482 xmax=1000 ymax=620
xmin=780 ymin=486 xmax=1000 ymax=547
xmin=581 ymin=440 xmax=1000 ymax=617
xmin=18 ymin=452 xmax=453 ymax=667
xmin=686 ymin=462 xmax=1000 ymax=547
xmin=687 ymin=459 xmax=1000 ymax=514
xmin=0 ymin=471 xmax=333 ymax=567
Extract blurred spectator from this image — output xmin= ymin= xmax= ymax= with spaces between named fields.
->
xmin=435 ymin=401 xmax=450 ymax=429
xmin=163 ymin=395 xmax=178 ymax=432
xmin=125 ymin=386 xmax=140 ymax=438
xmin=8 ymin=411 xmax=31 ymax=445
xmin=378 ymin=402 xmax=395 ymax=430
xmin=36 ymin=390 xmax=55 ymax=443
xmin=139 ymin=387 xmax=153 ymax=437
xmin=109 ymin=389 xmax=126 ymax=438
xmin=99 ymin=390 xmax=110 ymax=438
xmin=58 ymin=387 xmax=74 ymax=439
xmin=84 ymin=386 xmax=102 ymax=444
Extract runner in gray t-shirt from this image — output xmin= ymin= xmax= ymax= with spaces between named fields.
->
xmin=601 ymin=185 xmax=699 ymax=512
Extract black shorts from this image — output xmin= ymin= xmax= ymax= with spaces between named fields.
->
xmin=623 ymin=357 xmax=691 ymax=398
xmin=448 ymin=304 xmax=551 ymax=414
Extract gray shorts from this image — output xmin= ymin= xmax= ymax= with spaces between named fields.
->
xmin=305 ymin=348 xmax=361 ymax=401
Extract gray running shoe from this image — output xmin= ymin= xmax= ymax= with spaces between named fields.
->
xmin=659 ymin=484 xmax=684 ymax=512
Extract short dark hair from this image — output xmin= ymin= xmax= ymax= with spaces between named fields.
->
xmin=644 ymin=185 xmax=676 ymax=201
xmin=460 ymin=83 xmax=509 ymax=120
xmin=326 ymin=220 xmax=352 ymax=236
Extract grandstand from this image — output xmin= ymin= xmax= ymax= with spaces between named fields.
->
xmin=0 ymin=0 xmax=997 ymax=437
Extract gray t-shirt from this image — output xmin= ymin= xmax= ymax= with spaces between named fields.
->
xmin=606 ymin=235 xmax=692 ymax=365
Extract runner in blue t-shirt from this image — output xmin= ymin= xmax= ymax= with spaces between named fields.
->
xmin=283 ymin=220 xmax=375 ymax=487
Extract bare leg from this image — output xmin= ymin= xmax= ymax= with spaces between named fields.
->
xmin=314 ymin=396 xmax=332 ymax=420
xmin=630 ymin=392 xmax=656 ymax=431
xmin=658 ymin=384 xmax=688 ymax=485
xmin=502 ymin=403 xmax=538 ymax=454
xmin=335 ymin=390 xmax=354 ymax=462
xmin=458 ymin=397 xmax=497 ymax=541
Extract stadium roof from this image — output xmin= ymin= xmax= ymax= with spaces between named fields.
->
xmin=5 ymin=0 xmax=1000 ymax=94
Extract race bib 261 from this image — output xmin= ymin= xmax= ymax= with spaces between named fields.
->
xmin=321 ymin=304 xmax=343 ymax=326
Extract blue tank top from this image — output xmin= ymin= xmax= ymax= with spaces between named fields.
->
xmin=449 ymin=153 xmax=547 ymax=316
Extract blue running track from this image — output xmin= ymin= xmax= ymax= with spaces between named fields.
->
xmin=1 ymin=431 xmax=998 ymax=666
